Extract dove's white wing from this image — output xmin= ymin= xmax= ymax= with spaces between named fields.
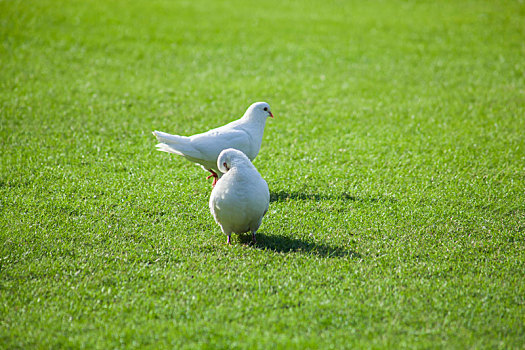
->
xmin=189 ymin=127 xmax=252 ymax=164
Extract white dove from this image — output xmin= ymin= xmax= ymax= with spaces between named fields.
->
xmin=153 ymin=102 xmax=273 ymax=186
xmin=209 ymin=148 xmax=270 ymax=245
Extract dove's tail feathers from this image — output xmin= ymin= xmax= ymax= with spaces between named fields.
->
xmin=152 ymin=130 xmax=199 ymax=157
xmin=155 ymin=142 xmax=181 ymax=154
xmin=152 ymin=130 xmax=187 ymax=144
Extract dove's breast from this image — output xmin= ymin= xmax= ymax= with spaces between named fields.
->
xmin=236 ymin=123 xmax=267 ymax=161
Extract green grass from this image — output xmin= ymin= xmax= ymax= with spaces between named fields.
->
xmin=1 ymin=0 xmax=524 ymax=348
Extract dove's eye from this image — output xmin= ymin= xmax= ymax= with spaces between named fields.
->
xmin=263 ymin=107 xmax=268 ymax=111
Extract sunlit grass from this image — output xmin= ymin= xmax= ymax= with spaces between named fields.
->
xmin=1 ymin=0 xmax=524 ymax=348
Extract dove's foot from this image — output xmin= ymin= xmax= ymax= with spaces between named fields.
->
xmin=206 ymin=170 xmax=219 ymax=187
xmin=251 ymin=232 xmax=257 ymax=245
xmin=227 ymin=235 xmax=231 ymax=245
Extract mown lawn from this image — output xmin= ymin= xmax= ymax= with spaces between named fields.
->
xmin=1 ymin=0 xmax=524 ymax=348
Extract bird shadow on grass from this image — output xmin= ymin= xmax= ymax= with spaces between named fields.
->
xmin=270 ymin=190 xmax=394 ymax=203
xmin=240 ymin=233 xmax=361 ymax=259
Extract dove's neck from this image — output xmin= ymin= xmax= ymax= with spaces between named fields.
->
xmin=240 ymin=111 xmax=267 ymax=125
xmin=239 ymin=113 xmax=267 ymax=159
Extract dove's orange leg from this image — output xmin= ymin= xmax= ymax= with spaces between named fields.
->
xmin=206 ymin=169 xmax=219 ymax=186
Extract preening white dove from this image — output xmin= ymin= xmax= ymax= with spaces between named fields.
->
xmin=209 ymin=148 xmax=270 ymax=244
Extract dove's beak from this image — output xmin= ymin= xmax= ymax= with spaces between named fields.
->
xmin=269 ymin=112 xmax=274 ymax=118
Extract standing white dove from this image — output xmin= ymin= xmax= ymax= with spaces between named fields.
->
xmin=209 ymin=148 xmax=270 ymax=245
xmin=152 ymin=102 xmax=273 ymax=186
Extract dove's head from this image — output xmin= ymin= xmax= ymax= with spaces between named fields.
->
xmin=217 ymin=148 xmax=251 ymax=174
xmin=243 ymin=102 xmax=273 ymax=122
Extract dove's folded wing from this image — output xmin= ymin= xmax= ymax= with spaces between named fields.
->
xmin=189 ymin=128 xmax=251 ymax=162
